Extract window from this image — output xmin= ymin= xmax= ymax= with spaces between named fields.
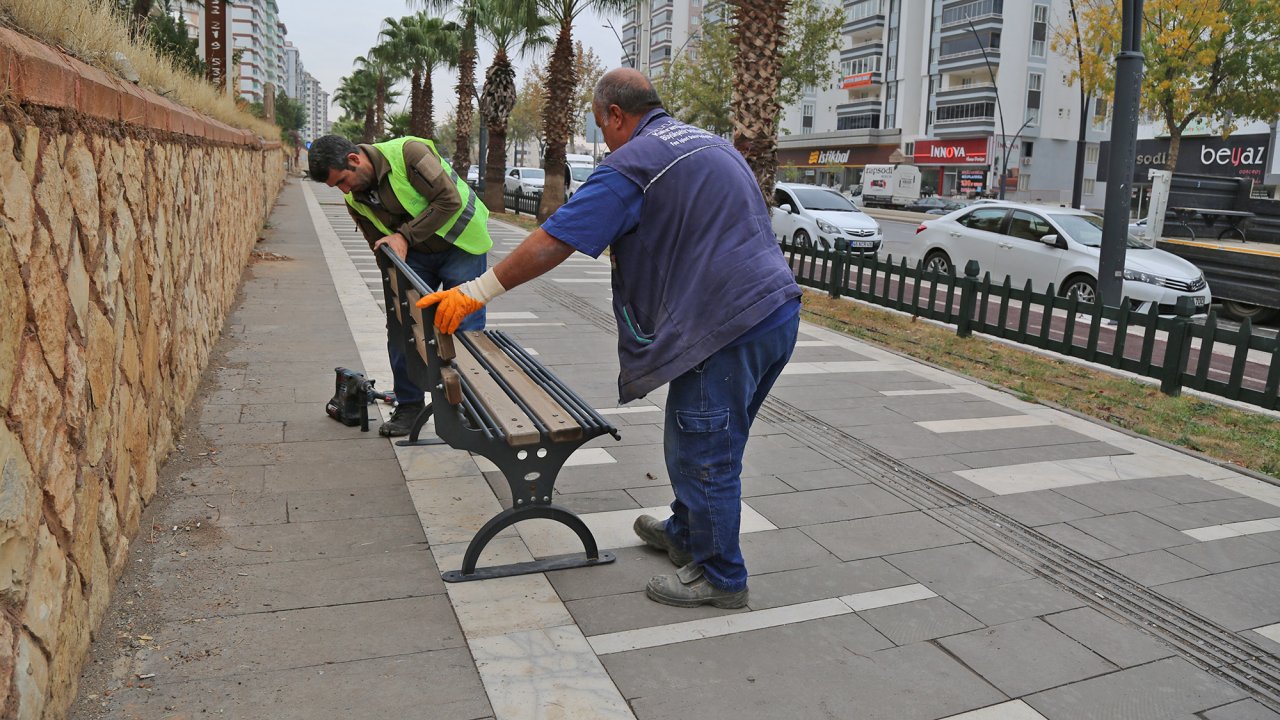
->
xmin=935 ymin=101 xmax=995 ymax=123
xmin=1005 ymin=210 xmax=1052 ymax=242
xmin=1083 ymin=178 xmax=1096 ymax=195
xmin=846 ymin=0 xmax=883 ymax=22
xmin=1085 ymin=144 xmax=1099 ymax=164
xmin=941 ymin=0 xmax=1003 ymax=26
xmin=1022 ymin=141 xmax=1034 ymax=158
xmin=837 ymin=114 xmax=880 ymax=130
xmin=1093 ymin=97 xmax=1108 ymax=121
xmin=802 ymin=103 xmax=815 ymax=134
xmin=1018 ymin=173 xmax=1031 ymax=191
xmin=774 ymin=189 xmax=796 ymax=208
xmin=839 ymin=56 xmax=882 ymax=76
xmin=1025 ymin=73 xmax=1042 ymax=126
xmin=884 ymin=83 xmax=897 ymax=129
xmin=1031 ymin=5 xmax=1048 ymax=57
xmin=959 ymin=208 xmax=1008 ymax=233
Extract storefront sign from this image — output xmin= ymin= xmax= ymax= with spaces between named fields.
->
xmin=841 ymin=72 xmax=874 ymax=89
xmin=204 ymin=0 xmax=228 ymax=89
xmin=959 ymin=169 xmax=987 ymax=194
xmin=914 ymin=138 xmax=989 ymax=165
xmin=808 ymin=149 xmax=852 ymax=164
xmin=1098 ymin=132 xmax=1270 ymax=182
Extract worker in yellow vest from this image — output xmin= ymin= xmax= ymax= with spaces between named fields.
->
xmin=308 ymin=134 xmax=494 ymax=437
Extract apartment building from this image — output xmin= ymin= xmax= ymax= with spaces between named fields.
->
xmin=227 ymin=0 xmax=287 ymax=104
xmin=619 ymin=0 xmax=722 ymax=76
xmin=301 ymin=72 xmax=331 ymax=144
xmin=777 ymin=0 xmax=1109 ymax=204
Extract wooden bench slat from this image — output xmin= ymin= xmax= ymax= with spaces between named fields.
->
xmin=451 ymin=341 xmax=542 ymax=447
xmin=440 ymin=367 xmax=463 ymax=405
xmin=406 ymin=290 xmax=432 ymax=367
xmin=464 ymin=333 xmax=585 ymax=443
xmin=388 ymin=269 xmax=404 ymax=325
xmin=435 ymin=329 xmax=456 ymax=362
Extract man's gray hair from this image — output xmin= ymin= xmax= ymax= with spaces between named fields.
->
xmin=593 ymin=72 xmax=663 ymax=116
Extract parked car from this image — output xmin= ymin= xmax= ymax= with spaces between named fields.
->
xmin=898 ymin=202 xmax=1210 ymax=314
xmin=772 ymin=182 xmax=882 ymax=253
xmin=465 ymin=165 xmax=479 ymax=189
xmin=567 ymin=164 xmax=594 ymax=198
xmin=903 ymin=196 xmax=965 ymax=214
xmin=504 ymin=167 xmax=545 ymax=197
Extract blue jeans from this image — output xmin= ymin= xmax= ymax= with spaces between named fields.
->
xmin=388 ymin=246 xmax=487 ymax=404
xmin=662 ymin=313 xmax=799 ymax=592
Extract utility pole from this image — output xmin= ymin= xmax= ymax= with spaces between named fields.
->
xmin=1099 ymin=0 xmax=1145 ymax=308
xmin=968 ymin=19 xmax=1009 ymax=199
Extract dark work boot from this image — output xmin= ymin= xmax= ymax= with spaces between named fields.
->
xmin=645 ymin=562 xmax=749 ymax=609
xmin=633 ymin=514 xmax=693 ymax=567
xmin=379 ymin=402 xmax=424 ymax=438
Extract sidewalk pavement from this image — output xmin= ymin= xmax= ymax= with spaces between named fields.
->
xmin=73 ymin=178 xmax=1280 ymax=720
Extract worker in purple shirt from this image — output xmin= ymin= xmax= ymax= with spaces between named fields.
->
xmin=419 ymin=68 xmax=800 ymax=608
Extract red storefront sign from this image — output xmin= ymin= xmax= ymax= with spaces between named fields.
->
xmin=914 ymin=138 xmax=989 ymax=165
xmin=841 ymin=72 xmax=874 ymax=89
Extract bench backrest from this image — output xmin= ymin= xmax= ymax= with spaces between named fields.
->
xmin=1168 ymin=173 xmax=1251 ymax=212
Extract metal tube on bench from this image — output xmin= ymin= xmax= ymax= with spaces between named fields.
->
xmin=456 ymin=333 xmax=555 ymax=437
xmin=457 ymin=382 xmax=502 ymax=441
xmin=487 ymin=332 xmax=617 ymax=437
xmin=378 ymin=246 xmax=432 ymax=295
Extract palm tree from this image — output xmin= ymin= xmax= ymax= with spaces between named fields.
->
xmin=728 ymin=0 xmax=789 ymax=201
xmin=475 ymin=0 xmax=551 ymax=210
xmin=380 ymin=14 xmax=461 ymax=138
xmin=413 ymin=0 xmax=484 ymax=178
xmin=354 ymin=45 xmax=400 ymax=141
xmin=534 ymin=0 xmax=630 ymax=221
xmin=333 ymin=69 xmax=381 ymax=142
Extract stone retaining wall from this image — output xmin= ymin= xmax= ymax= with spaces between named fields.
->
xmin=0 ymin=27 xmax=285 ymax=719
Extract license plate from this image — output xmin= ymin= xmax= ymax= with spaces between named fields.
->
xmin=848 ymin=240 xmax=876 ymax=249
xmin=1193 ymin=296 xmax=1207 ymax=306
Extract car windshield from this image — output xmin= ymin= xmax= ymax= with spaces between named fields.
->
xmin=1049 ymin=213 xmax=1147 ymax=248
xmin=570 ymin=166 xmax=593 ymax=181
xmin=791 ymin=187 xmax=857 ymax=212
xmin=523 ymin=169 xmax=545 ymax=180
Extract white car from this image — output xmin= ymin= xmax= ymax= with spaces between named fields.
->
xmin=504 ymin=167 xmax=544 ymax=197
xmin=902 ymin=202 xmax=1210 ymax=314
xmin=772 ymin=182 xmax=883 ymax=253
xmin=567 ymin=164 xmax=593 ymax=198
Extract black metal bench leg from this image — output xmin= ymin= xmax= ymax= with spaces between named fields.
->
xmin=441 ymin=503 xmax=617 ymax=582
xmin=396 ymin=402 xmax=447 ymax=447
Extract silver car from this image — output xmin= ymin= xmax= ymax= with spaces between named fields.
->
xmin=772 ymin=182 xmax=883 ymax=253
xmin=897 ymin=202 xmax=1211 ymax=314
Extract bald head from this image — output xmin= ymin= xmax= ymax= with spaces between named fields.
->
xmin=593 ymin=68 xmax=663 ymax=118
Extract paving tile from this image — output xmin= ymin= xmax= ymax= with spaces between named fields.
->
xmin=1156 ymin=563 xmax=1280 ymax=631
xmin=739 ymin=474 xmax=798 ymax=497
xmin=904 ymin=456 xmax=973 ymax=475
xmin=1168 ymin=536 xmax=1280 ymax=574
xmin=547 ymin=488 xmax=639 ymax=515
xmin=982 ymin=491 xmax=1102 ymax=527
xmin=264 ymin=457 xmax=407 ymax=492
xmin=940 ymin=574 xmax=1086 ymax=625
xmin=939 ymin=700 xmax=1049 ymax=720
xmin=601 ymin=613 xmax=893 ymax=698
xmin=1054 ymin=481 xmax=1178 ymax=514
xmin=858 ymin=596 xmax=984 ymax=645
xmin=163 ymin=492 xmax=289 ymax=527
xmin=775 ymin=466 xmax=873 ymax=491
xmin=1025 ymin=657 xmax=1247 ymax=719
xmin=1067 ymin=512 xmax=1195 ymax=554
xmin=746 ymin=558 xmax=915 ymax=610
xmin=626 ymin=484 xmax=676 ymax=507
xmin=953 ymin=442 xmax=1130 ymax=471
xmin=885 ymin=542 xmax=1034 ymax=593
xmin=923 ymin=425 xmax=1099 ymax=453
xmin=547 ymin=546 xmax=676 ymax=601
xmin=740 ymin=527 xmax=842 ymax=575
xmin=624 ymin=640 xmax=1006 ymax=720
xmin=809 ymin=405 xmax=925 ymax=430
xmin=742 ymin=444 xmax=846 ymax=476
xmin=1036 ymin=523 xmax=1125 ymax=560
xmin=882 ymin=397 xmax=1019 ymax=422
xmin=1203 ymin=699 xmax=1280 ymax=720
xmin=803 ymin=511 xmax=968 ymax=561
xmin=565 ymin=589 xmax=745 ymax=636
xmin=203 ymin=515 xmax=427 ymax=563
xmin=1042 ymin=607 xmax=1176 ymax=668
xmin=939 ymin=618 xmax=1116 ymax=697
xmin=1125 ymin=475 xmax=1246 ymax=504
xmin=931 ymin=471 xmax=1000 ymax=499
xmin=107 ymin=649 xmax=491 ymax=720
xmin=1143 ymin=497 xmax=1280 ymax=531
xmin=1102 ymin=550 xmax=1209 ymax=587
xmin=749 ymin=484 xmax=915 ymax=528
xmin=137 ymin=596 xmax=465 ymax=682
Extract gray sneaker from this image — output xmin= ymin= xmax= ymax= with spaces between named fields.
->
xmin=633 ymin=515 xmax=692 ymax=566
xmin=646 ymin=562 xmax=748 ymax=609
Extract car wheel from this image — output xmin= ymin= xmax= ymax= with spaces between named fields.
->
xmin=1221 ymin=300 xmax=1279 ymax=324
xmin=1061 ymin=275 xmax=1097 ymax=304
xmin=923 ymin=250 xmax=954 ymax=276
xmin=794 ymin=229 xmax=812 ymax=248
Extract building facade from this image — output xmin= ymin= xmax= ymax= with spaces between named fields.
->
xmin=619 ymin=0 xmax=722 ymax=76
xmin=301 ymin=72 xmax=330 ymax=144
xmin=776 ymin=0 xmax=1110 ymax=205
xmin=229 ymin=0 xmax=287 ymax=104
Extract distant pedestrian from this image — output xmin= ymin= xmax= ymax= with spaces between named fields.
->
xmin=308 ymin=134 xmax=492 ymax=437
xmin=417 ymin=68 xmax=800 ymax=609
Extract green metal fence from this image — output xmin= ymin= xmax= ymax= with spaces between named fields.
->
xmin=782 ymin=240 xmax=1280 ymax=411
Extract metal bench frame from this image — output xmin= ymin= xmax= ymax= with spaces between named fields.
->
xmin=378 ymin=248 xmax=620 ymax=582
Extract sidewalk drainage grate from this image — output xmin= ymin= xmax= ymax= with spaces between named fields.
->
xmin=535 ymin=280 xmax=1280 ymax=711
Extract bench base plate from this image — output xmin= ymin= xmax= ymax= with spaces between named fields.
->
xmin=395 ymin=437 xmax=447 ymax=447
xmin=442 ymin=551 xmax=617 ymax=583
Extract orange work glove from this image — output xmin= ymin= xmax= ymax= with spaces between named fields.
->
xmin=415 ymin=268 xmax=507 ymax=334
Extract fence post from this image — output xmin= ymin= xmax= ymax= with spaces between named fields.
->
xmin=956 ymin=260 xmax=981 ymax=338
xmin=829 ymin=241 xmax=846 ymax=300
xmin=1159 ymin=296 xmax=1195 ymax=396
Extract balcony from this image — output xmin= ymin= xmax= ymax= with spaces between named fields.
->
xmin=935 ymin=82 xmax=997 ymax=104
xmin=940 ymin=0 xmax=1002 ymax=29
xmin=843 ymin=0 xmax=886 ymax=34
xmin=842 ymin=42 xmax=884 ymax=61
xmin=937 ymin=46 xmax=1000 ymax=72
xmin=933 ymin=115 xmax=995 ymax=137
xmin=838 ymin=97 xmax=882 ymax=115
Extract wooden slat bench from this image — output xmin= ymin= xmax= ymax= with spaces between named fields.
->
xmin=378 ymin=247 xmax=620 ymax=582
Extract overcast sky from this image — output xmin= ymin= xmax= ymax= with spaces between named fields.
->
xmin=275 ymin=0 xmax=627 ymax=120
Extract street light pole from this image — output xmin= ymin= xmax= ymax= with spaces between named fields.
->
xmin=1099 ymin=0 xmax=1145 ymax=308
xmin=967 ymin=19 xmax=1009 ymax=199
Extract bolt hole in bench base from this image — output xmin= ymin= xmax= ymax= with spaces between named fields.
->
xmin=379 ymin=248 xmax=620 ymax=583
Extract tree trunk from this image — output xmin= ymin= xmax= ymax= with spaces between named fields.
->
xmin=485 ymin=126 xmax=508 ymax=211
xmin=481 ymin=56 xmax=516 ymax=213
xmin=423 ymin=71 xmax=436 ymax=139
xmin=729 ymin=0 xmax=790 ymax=204
xmin=1166 ymin=128 xmax=1181 ymax=172
xmin=362 ymin=106 xmax=376 ymax=143
xmin=409 ymin=69 xmax=424 ymax=137
xmin=375 ymin=77 xmax=386 ymax=141
xmin=536 ymin=23 xmax=578 ymax=222
xmin=453 ymin=21 xmax=478 ymax=176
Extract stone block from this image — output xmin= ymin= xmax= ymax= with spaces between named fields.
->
xmin=46 ymin=571 xmax=89 ymax=718
xmin=117 ymin=83 xmax=148 ymax=126
xmin=0 ymin=226 xmax=24 ymax=400
xmin=6 ymin=33 xmax=75 ymax=110
xmin=20 ymin=127 xmax=38 ymax=180
xmin=61 ymin=338 xmax=87 ymax=443
xmin=0 ymin=424 xmax=38 ymax=606
xmin=14 ymin=631 xmax=49 ymax=720
xmin=0 ymin=127 xmax=34 ymax=267
xmin=73 ymin=64 xmax=121 ymax=121
xmin=65 ymin=135 xmax=100 ymax=248
xmin=118 ymin=316 xmax=139 ymax=385
xmin=43 ymin=430 xmax=77 ymax=537
xmin=21 ymin=526 xmax=66 ymax=647
xmin=12 ymin=338 xmax=60 ymax=475
xmin=23 ymin=233 xmax=66 ymax=381
xmin=85 ymin=302 xmax=114 ymax=411
xmin=34 ymin=151 xmax=72 ymax=264
xmin=0 ymin=618 xmax=12 ymax=712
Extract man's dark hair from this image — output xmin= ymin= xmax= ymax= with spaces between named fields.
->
xmin=593 ymin=71 xmax=663 ymax=116
xmin=308 ymin=135 xmax=359 ymax=182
